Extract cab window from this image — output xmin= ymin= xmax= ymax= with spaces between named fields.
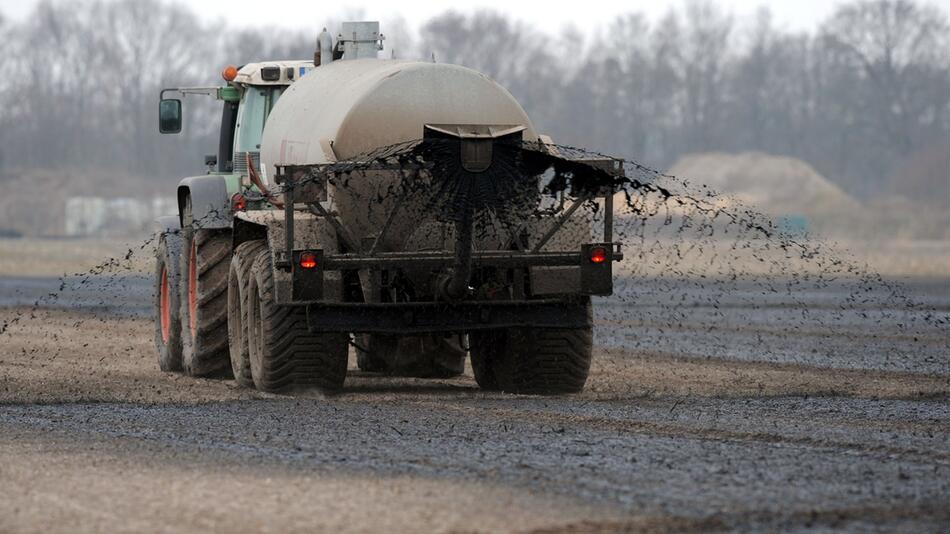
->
xmin=233 ymin=86 xmax=285 ymax=154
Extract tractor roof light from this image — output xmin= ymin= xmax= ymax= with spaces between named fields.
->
xmin=299 ymin=252 xmax=318 ymax=269
xmin=260 ymin=66 xmax=281 ymax=81
xmin=222 ymin=65 xmax=238 ymax=82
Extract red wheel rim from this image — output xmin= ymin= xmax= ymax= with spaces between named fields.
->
xmin=188 ymin=241 xmax=198 ymax=339
xmin=159 ymin=266 xmax=170 ymax=343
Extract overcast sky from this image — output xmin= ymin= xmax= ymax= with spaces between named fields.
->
xmin=3 ymin=0 xmax=950 ymax=34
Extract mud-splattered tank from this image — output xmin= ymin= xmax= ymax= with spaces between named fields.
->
xmin=260 ymin=59 xmax=539 ymax=165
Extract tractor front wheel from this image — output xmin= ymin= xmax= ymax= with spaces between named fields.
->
xmin=154 ymin=232 xmax=183 ymax=372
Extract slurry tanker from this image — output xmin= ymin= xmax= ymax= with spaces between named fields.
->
xmin=154 ymin=21 xmax=623 ymax=394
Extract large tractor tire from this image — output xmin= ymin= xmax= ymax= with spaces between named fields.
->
xmin=246 ymin=249 xmax=349 ymax=393
xmin=357 ymin=334 xmax=465 ymax=377
xmin=470 ymin=301 xmax=593 ymax=394
xmin=227 ymin=239 xmax=268 ymax=387
xmin=154 ymin=232 xmax=183 ymax=372
xmin=179 ymin=197 xmax=232 ymax=377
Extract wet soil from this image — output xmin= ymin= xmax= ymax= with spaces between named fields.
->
xmin=1 ymin=275 xmax=948 ymax=532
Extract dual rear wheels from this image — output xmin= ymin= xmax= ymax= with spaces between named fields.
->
xmin=154 ymin=231 xmax=183 ymax=372
xmin=153 ymin=200 xmax=346 ymax=393
xmin=228 ymin=240 xmax=349 ymax=393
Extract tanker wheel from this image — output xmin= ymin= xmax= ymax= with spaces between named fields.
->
xmin=356 ymin=334 xmax=392 ymax=373
xmin=227 ymin=239 xmax=267 ymax=387
xmin=246 ymin=249 xmax=348 ymax=393
xmin=357 ymin=334 xmax=465 ymax=377
xmin=154 ymin=232 xmax=182 ymax=372
xmin=470 ymin=300 xmax=593 ymax=394
xmin=179 ymin=197 xmax=233 ymax=377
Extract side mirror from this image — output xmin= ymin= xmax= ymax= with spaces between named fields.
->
xmin=159 ymin=98 xmax=182 ymax=134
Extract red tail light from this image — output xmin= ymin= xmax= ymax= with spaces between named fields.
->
xmin=230 ymin=193 xmax=246 ymax=211
xmin=299 ymin=252 xmax=317 ymax=269
xmin=589 ymin=246 xmax=607 ymax=264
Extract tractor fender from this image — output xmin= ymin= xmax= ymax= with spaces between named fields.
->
xmin=152 ymin=214 xmax=181 ymax=236
xmin=177 ymin=175 xmax=232 ymax=230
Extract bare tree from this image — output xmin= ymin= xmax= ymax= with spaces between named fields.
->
xmin=820 ymin=0 xmax=950 ymax=195
xmin=420 ymin=11 xmax=562 ymax=132
xmin=1 ymin=0 xmax=948 ymax=208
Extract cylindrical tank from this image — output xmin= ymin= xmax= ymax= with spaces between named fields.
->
xmin=260 ymin=59 xmax=540 ymax=251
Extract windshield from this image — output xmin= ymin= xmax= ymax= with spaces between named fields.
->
xmin=234 ymin=86 xmax=285 ymax=154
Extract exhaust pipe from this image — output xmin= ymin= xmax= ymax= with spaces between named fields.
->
xmin=314 ymin=28 xmax=334 ymax=66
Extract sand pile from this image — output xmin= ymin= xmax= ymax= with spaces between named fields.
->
xmin=666 ymin=152 xmax=861 ymax=218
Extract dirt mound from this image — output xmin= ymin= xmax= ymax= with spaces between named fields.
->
xmin=667 ymin=152 xmax=861 ymax=218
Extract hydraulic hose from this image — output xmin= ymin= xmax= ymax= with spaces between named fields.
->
xmin=440 ymin=207 xmax=474 ymax=301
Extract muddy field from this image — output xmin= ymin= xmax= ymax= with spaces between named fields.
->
xmin=1 ymin=263 xmax=948 ymax=533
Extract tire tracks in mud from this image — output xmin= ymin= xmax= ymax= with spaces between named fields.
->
xmin=396 ymin=398 xmax=950 ymax=466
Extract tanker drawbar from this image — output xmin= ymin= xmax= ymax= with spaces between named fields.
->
xmin=154 ymin=21 xmax=625 ymax=393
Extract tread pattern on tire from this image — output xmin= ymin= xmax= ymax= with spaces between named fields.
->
xmin=247 ymin=249 xmax=348 ymax=393
xmin=470 ymin=301 xmax=593 ymax=395
xmin=180 ymin=225 xmax=233 ymax=377
xmin=227 ymin=239 xmax=267 ymax=387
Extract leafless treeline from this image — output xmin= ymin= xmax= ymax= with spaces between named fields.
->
xmin=0 ymin=0 xmax=948 ymax=205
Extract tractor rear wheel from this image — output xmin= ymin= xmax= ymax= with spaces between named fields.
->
xmin=179 ymin=197 xmax=232 ymax=377
xmin=227 ymin=239 xmax=267 ymax=387
xmin=470 ymin=300 xmax=593 ymax=394
xmin=154 ymin=232 xmax=183 ymax=372
xmin=246 ymin=249 xmax=348 ymax=393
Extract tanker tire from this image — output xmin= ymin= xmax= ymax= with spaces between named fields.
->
xmin=154 ymin=233 xmax=183 ymax=372
xmin=227 ymin=239 xmax=267 ymax=387
xmin=357 ymin=334 xmax=465 ymax=377
xmin=179 ymin=197 xmax=233 ymax=377
xmin=470 ymin=301 xmax=592 ymax=395
xmin=469 ymin=336 xmax=500 ymax=391
xmin=356 ymin=334 xmax=391 ymax=373
xmin=247 ymin=249 xmax=348 ymax=393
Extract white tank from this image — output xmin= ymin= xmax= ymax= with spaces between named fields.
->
xmin=260 ymin=59 xmax=541 ymax=251
xmin=260 ymin=59 xmax=539 ymax=167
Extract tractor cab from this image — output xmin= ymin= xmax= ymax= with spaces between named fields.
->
xmin=159 ymin=59 xmax=312 ymax=177
xmin=224 ymin=61 xmax=313 ymax=177
xmin=158 ymin=21 xmax=384 ymax=179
